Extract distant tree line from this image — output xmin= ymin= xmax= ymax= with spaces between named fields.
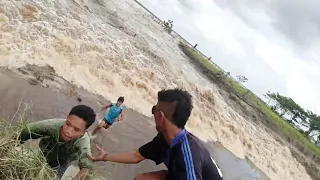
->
xmin=236 ymin=75 xmax=248 ymax=83
xmin=264 ymin=92 xmax=320 ymax=145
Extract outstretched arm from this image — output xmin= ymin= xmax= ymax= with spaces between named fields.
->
xmin=87 ymin=144 xmax=145 ymax=164
xmin=99 ymin=104 xmax=112 ymax=112
xmin=118 ymin=109 xmax=124 ymax=121
xmin=88 ymin=133 xmax=165 ymax=165
xmin=73 ymin=135 xmax=93 ymax=180
xmin=19 ymin=119 xmax=58 ymax=143
xmin=104 ymin=151 xmax=144 ymax=163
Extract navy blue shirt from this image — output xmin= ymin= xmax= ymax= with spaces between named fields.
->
xmin=139 ymin=130 xmax=223 ymax=180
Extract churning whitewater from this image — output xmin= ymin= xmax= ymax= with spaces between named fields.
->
xmin=0 ymin=0 xmax=311 ymax=179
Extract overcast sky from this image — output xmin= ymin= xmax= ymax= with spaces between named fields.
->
xmin=139 ymin=0 xmax=320 ymax=114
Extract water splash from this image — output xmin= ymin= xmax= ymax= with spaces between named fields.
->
xmin=0 ymin=0 xmax=312 ymax=179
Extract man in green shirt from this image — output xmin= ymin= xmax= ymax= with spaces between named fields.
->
xmin=19 ymin=105 xmax=96 ymax=180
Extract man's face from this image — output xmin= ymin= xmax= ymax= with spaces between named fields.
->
xmin=60 ymin=115 xmax=87 ymax=142
xmin=116 ymin=101 xmax=123 ymax=107
xmin=152 ymin=101 xmax=177 ymax=132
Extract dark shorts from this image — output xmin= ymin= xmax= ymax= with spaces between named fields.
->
xmin=103 ymin=118 xmax=113 ymax=126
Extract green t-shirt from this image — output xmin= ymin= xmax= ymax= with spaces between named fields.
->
xmin=19 ymin=119 xmax=93 ymax=170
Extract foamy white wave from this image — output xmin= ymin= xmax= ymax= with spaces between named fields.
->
xmin=0 ymin=0 xmax=312 ymax=179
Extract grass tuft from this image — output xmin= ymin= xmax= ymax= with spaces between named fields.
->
xmin=0 ymin=119 xmax=58 ymax=180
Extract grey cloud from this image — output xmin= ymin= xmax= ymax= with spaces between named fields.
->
xmin=213 ymin=0 xmax=320 ymax=47
xmin=177 ymin=0 xmax=194 ymax=11
xmin=212 ymin=0 xmax=266 ymax=29
xmin=268 ymin=0 xmax=320 ymax=47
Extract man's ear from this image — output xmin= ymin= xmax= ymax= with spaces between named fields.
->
xmin=160 ymin=111 xmax=166 ymax=122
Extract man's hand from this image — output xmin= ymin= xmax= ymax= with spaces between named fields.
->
xmin=88 ymin=148 xmax=145 ymax=164
xmin=73 ymin=168 xmax=90 ymax=180
xmin=87 ymin=144 xmax=107 ymax=162
xmin=116 ymin=116 xmax=123 ymax=122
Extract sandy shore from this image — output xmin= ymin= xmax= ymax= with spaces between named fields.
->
xmin=0 ymin=67 xmax=269 ymax=180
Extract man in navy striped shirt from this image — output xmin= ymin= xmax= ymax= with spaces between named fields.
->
xmin=88 ymin=88 xmax=223 ymax=180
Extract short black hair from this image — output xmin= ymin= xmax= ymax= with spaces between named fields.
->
xmin=69 ymin=105 xmax=96 ymax=129
xmin=158 ymin=88 xmax=193 ymax=128
xmin=117 ymin=96 xmax=124 ymax=103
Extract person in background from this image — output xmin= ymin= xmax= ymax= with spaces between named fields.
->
xmin=88 ymin=89 xmax=223 ymax=180
xmin=193 ymin=43 xmax=198 ymax=49
xmin=19 ymin=105 xmax=96 ymax=180
xmin=91 ymin=96 xmax=125 ymax=136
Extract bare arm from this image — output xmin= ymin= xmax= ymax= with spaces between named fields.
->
xmin=104 ymin=151 xmax=144 ymax=164
xmin=73 ymin=135 xmax=93 ymax=180
xmin=87 ymin=144 xmax=145 ymax=164
xmin=118 ymin=110 xmax=124 ymax=121
xmin=73 ymin=168 xmax=90 ymax=180
xmin=100 ymin=104 xmax=112 ymax=111
xmin=19 ymin=119 xmax=59 ymax=143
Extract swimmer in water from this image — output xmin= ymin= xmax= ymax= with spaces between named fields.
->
xmin=91 ymin=96 xmax=124 ymax=136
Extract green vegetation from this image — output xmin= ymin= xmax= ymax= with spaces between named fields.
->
xmin=180 ymin=43 xmax=220 ymax=73
xmin=178 ymin=42 xmax=320 ymax=160
xmin=264 ymin=92 xmax=320 ymax=152
xmin=0 ymin=119 xmax=58 ymax=180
